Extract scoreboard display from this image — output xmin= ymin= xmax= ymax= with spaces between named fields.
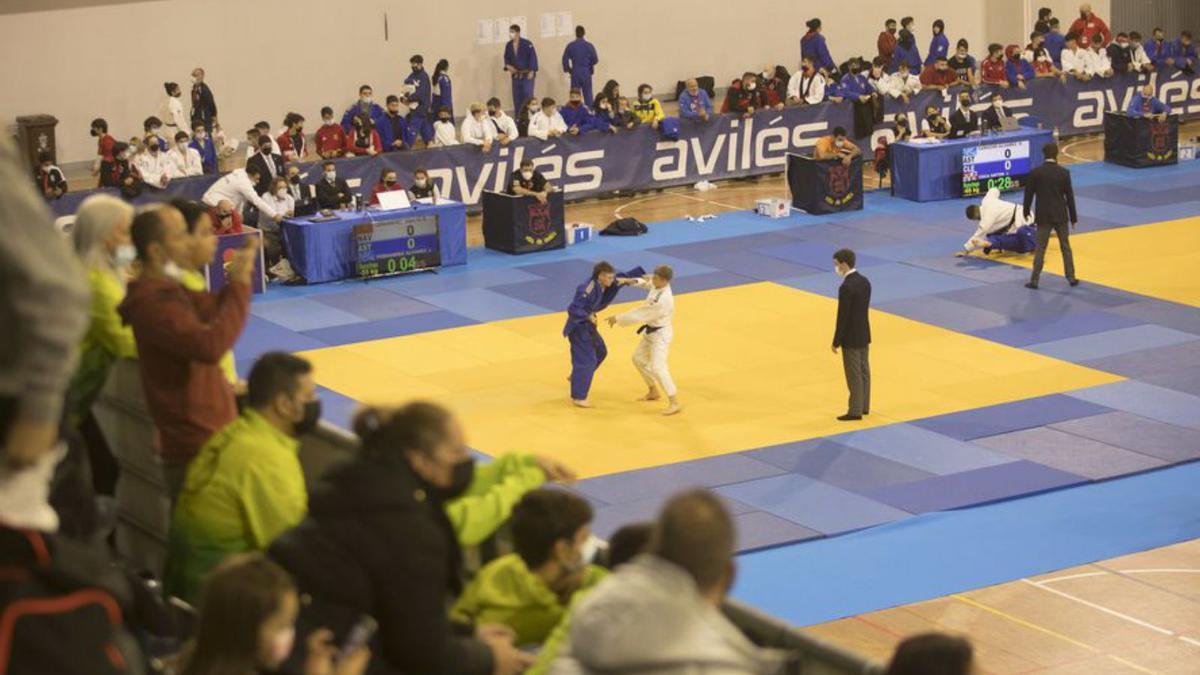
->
xmin=354 ymin=215 xmax=441 ymax=278
xmin=962 ymin=140 xmax=1032 ymax=197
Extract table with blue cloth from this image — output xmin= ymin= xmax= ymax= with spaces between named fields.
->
xmin=890 ymin=128 xmax=1054 ymax=202
xmin=281 ymin=201 xmax=467 ymax=283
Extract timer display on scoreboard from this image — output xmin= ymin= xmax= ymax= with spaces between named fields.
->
xmin=354 ymin=215 xmax=441 ymax=279
xmin=962 ymin=140 xmax=1032 ymax=197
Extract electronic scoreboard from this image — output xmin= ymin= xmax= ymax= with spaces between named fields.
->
xmin=961 ymin=140 xmax=1032 ymax=197
xmin=353 ymin=214 xmax=441 ymax=278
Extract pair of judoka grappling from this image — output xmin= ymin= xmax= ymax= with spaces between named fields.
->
xmin=564 ymin=263 xmax=681 ymax=416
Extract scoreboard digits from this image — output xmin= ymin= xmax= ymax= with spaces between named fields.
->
xmin=354 ymin=215 xmax=442 ymax=278
xmin=962 ymin=140 xmax=1032 ymax=197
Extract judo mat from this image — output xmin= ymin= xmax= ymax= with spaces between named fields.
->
xmin=238 ymin=159 xmax=1200 ymax=560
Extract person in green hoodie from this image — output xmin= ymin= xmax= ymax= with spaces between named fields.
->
xmin=452 ymin=488 xmax=606 ymax=646
xmin=446 ymin=451 xmax=576 ymax=547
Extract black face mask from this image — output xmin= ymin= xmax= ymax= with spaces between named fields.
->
xmin=90 ymin=129 xmax=99 ymax=137
xmin=428 ymin=458 xmax=475 ymax=502
xmin=289 ymin=175 xmax=301 ymax=184
xmin=294 ymin=399 xmax=322 ymax=436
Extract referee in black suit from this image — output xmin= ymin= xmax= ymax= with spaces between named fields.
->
xmin=1023 ymin=142 xmax=1079 ymax=289
xmin=832 ymin=249 xmax=871 ymax=421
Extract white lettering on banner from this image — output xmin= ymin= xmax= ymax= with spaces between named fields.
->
xmin=791 ymin=122 xmax=830 ymax=149
xmin=455 ymin=163 xmax=495 ymax=204
xmin=427 ymin=167 xmax=453 ymax=195
xmin=1160 ymin=80 xmax=1191 ymax=114
xmin=531 ymin=156 xmax=563 ymax=181
xmin=1191 ymin=79 xmax=1200 ymax=114
xmin=754 ymin=127 xmax=791 ymax=168
xmin=741 ymin=118 xmax=754 ymax=170
xmin=691 ymin=135 xmax=727 ymax=175
xmin=564 ymin=150 xmax=604 ymax=192
xmin=651 ymin=140 xmax=689 ymax=181
xmin=1073 ymin=90 xmax=1106 ymax=128
xmin=727 ymin=119 xmax=740 ymax=172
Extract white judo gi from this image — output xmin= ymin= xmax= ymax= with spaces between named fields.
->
xmin=614 ymin=278 xmax=676 ymax=397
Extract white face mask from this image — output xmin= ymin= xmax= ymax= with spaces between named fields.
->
xmin=834 ymin=265 xmax=844 ymax=277
xmin=510 ymin=31 xmax=518 ymax=40
xmin=163 ymin=260 xmax=184 ymax=281
xmin=276 ymin=188 xmax=288 ymax=198
xmin=269 ymin=627 xmax=296 ymax=665
xmin=112 ymin=243 xmax=136 ymax=268
xmin=194 ymin=131 xmax=206 ymax=140
xmin=178 ymin=142 xmax=189 ymax=152
xmin=415 ymin=178 xmax=427 ymax=187
xmin=993 ymin=100 xmax=1003 ymax=108
xmin=746 ymin=82 xmax=757 ymax=91
xmin=325 ymin=170 xmax=336 ymax=181
xmin=521 ymin=171 xmax=533 ymax=180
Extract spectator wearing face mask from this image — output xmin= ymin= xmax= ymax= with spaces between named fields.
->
xmin=504 ymin=24 xmax=540 ymax=115
xmin=168 ymin=131 xmax=203 ymax=178
xmin=1127 ymin=83 xmax=1170 ymax=120
xmin=925 ymin=20 xmax=949 ymax=66
xmin=432 ymin=59 xmax=454 ymax=123
xmin=615 ymin=97 xmax=640 ymax=130
xmin=166 ymin=353 xmax=319 ymax=604
xmin=203 ymin=165 xmax=279 ymax=224
xmin=256 ymin=178 xmax=294 ymax=264
xmin=874 ymin=113 xmax=911 ymax=180
xmin=171 ymin=200 xmax=241 ymax=386
xmin=759 ymin=65 xmax=790 ymax=109
xmin=368 ymin=169 xmax=406 ymax=206
xmin=35 ymin=151 xmax=68 ymax=200
xmin=341 ymin=84 xmax=388 ymax=134
xmin=1003 ymin=45 xmax=1035 ymax=89
xmin=631 ymin=84 xmax=665 ymax=128
xmin=509 ymin=159 xmax=555 ymax=204
xmin=1085 ymin=40 xmax=1114 ymax=78
xmin=345 ymin=114 xmax=383 ymax=156
xmin=1125 ymin=31 xmax=1155 ymax=73
xmin=787 ymin=57 xmax=827 ymax=105
xmin=408 ymin=167 xmax=441 ymax=203
xmin=315 ymin=162 xmax=353 ymax=209
xmin=178 ymin=553 xmax=368 ymax=675
xmin=159 ymin=82 xmax=190 ymax=140
xmin=517 ymin=96 xmax=541 ymax=137
xmin=1068 ymin=3 xmax=1111 ymax=49
xmin=678 ymin=79 xmax=713 ymax=121
xmin=559 ymin=89 xmax=594 ymax=135
xmin=1108 ymin=32 xmax=1140 ymax=74
xmin=949 ymin=92 xmax=980 ymax=139
xmin=592 ymin=96 xmax=619 ymax=133
xmin=135 ymin=133 xmax=173 ymax=189
xmin=919 ymin=56 xmax=958 ymax=89
xmin=486 ymin=97 xmax=520 ymax=144
xmin=275 ymin=113 xmax=306 ymax=162
xmin=459 ymin=103 xmax=497 ymax=151
xmin=727 ymin=73 xmax=767 ymax=118
xmin=801 ymin=18 xmax=836 ymax=76
xmin=981 ymin=43 xmax=1010 ymax=86
xmin=891 ymin=29 xmax=922 ymax=74
xmin=922 ymin=105 xmax=951 ymax=139
xmin=1044 ymin=18 xmax=1066 ymax=66
xmin=431 ymin=107 xmax=460 ymax=147
xmin=380 ymin=95 xmax=411 ymax=152
xmin=117 ymin=205 xmax=255 ymax=498
xmin=247 ymin=136 xmax=285 ymax=195
xmin=315 ymin=106 xmax=349 ymax=159
xmin=189 ymin=67 xmax=218 ymax=133
xmin=189 ymin=121 xmax=218 ymax=174
xmin=1168 ymin=31 xmax=1197 ymax=74
xmin=529 ymin=98 xmax=569 ymax=140
xmin=1025 ymin=32 xmax=1063 ymax=80
xmin=209 ymin=199 xmax=243 ymax=236
xmin=143 ymin=116 xmax=170 ymax=152
xmin=878 ymin=18 xmax=899 ymax=64
xmin=406 ymin=55 xmax=435 ymax=144
xmin=90 ymin=118 xmax=117 ymax=187
xmin=108 ymin=142 xmax=143 ymax=199
xmin=270 ymin=402 xmax=536 ymax=675
xmin=878 ymin=61 xmax=921 ymax=103
xmin=813 ymin=126 xmax=861 ymax=166
xmin=948 ymin=39 xmax=978 ymax=85
xmin=452 ymin=489 xmax=606 ymax=646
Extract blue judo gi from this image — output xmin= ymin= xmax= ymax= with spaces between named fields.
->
xmin=987 ymin=225 xmax=1036 ymax=254
xmin=405 ymin=69 xmax=434 ymax=144
xmin=925 ymin=33 xmax=949 ymax=65
xmin=559 ymin=102 xmax=594 ymax=133
xmin=564 ymin=266 xmax=644 ymax=401
xmin=505 ymin=37 xmax=539 ymax=114
xmin=341 ymin=102 xmax=387 ymax=134
xmin=562 ymin=37 xmax=600 ymax=106
xmin=189 ymin=136 xmax=218 ymax=174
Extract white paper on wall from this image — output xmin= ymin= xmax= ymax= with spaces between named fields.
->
xmin=540 ymin=13 xmax=556 ymax=38
xmin=477 ymin=19 xmax=493 ymax=44
xmin=494 ymin=17 xmax=509 ymax=44
xmin=512 ymin=15 xmax=527 ymax=37
xmin=556 ymin=11 xmax=573 ymax=37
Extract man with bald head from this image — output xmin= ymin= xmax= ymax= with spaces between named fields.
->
xmin=1068 ymin=4 xmax=1111 ymax=49
xmin=678 ymin=79 xmax=713 ymax=121
xmin=551 ymin=490 xmax=789 ymax=674
xmin=118 ymin=204 xmax=257 ymax=498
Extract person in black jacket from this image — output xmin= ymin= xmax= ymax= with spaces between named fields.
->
xmin=314 ymin=161 xmax=353 ymax=209
xmin=1023 ymin=142 xmax=1078 ymax=289
xmin=245 ymin=137 xmax=284 ymax=196
xmin=268 ymin=402 xmax=534 ymax=675
xmin=948 ymin=91 xmax=980 ymax=138
xmin=832 ymin=248 xmax=871 ymax=421
xmin=190 ymin=67 xmax=218 ymax=133
xmin=980 ymin=93 xmax=1015 ymax=131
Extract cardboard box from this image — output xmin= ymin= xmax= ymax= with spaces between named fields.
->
xmin=566 ymin=223 xmax=593 ymax=245
xmin=755 ymin=198 xmax=791 ymax=219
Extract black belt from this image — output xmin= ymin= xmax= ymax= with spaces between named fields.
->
xmin=637 ymin=325 xmax=662 ymax=335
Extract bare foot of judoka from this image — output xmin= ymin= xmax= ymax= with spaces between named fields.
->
xmin=572 ymin=399 xmax=593 ymax=408
xmin=662 ymin=397 xmax=681 ymax=416
xmin=639 ymin=389 xmax=661 ymax=402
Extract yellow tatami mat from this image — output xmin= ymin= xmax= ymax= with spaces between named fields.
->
xmin=1001 ymin=217 xmax=1200 ymax=307
xmin=301 ymin=283 xmax=1120 ymax=478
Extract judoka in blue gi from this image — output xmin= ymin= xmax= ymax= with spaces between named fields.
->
xmin=564 ymin=262 xmax=645 ymax=407
xmin=562 ymin=26 xmax=600 ymax=108
xmin=504 ymin=24 xmax=539 ymax=114
xmin=405 ymin=54 xmax=434 ymax=144
xmin=958 ymin=187 xmax=1037 ymax=256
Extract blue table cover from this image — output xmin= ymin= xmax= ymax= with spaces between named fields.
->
xmin=891 ymin=128 xmax=1054 ymax=202
xmin=281 ymin=202 xmax=467 ymax=283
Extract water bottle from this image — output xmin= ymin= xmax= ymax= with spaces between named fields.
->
xmin=1052 ymin=127 xmax=1060 ymax=141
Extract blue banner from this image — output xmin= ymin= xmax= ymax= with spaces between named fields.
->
xmin=50 ymin=72 xmax=1198 ymax=217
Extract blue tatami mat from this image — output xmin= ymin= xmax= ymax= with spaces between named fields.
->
xmin=716 ymin=473 xmax=912 ymax=536
xmin=864 ymin=460 xmax=1088 ymax=514
xmin=912 ymin=395 xmax=1112 ymax=441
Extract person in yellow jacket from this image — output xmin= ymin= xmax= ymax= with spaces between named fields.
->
xmin=165 ymin=352 xmax=320 ymax=604
xmin=446 ymin=451 xmax=576 ymax=547
xmin=68 ymin=195 xmax=139 ymax=426
xmin=631 ymin=84 xmax=665 ymax=129
xmin=452 ymin=489 xmax=605 ymax=646
xmin=171 ymin=198 xmax=240 ymax=387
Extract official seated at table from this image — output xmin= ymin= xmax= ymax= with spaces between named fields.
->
xmin=508 ymin=158 xmax=556 ymax=203
xmin=981 ymin=93 xmax=1015 ymax=131
xmin=812 ymin=126 xmax=861 ymax=165
xmin=949 ymin=91 xmax=980 ymax=138
xmin=957 ymin=187 xmax=1035 ymax=256
xmin=1126 ymin=84 xmax=1170 ymax=120
xmin=407 ymin=167 xmax=441 ymax=203
xmin=284 ymin=164 xmax=316 ymax=216
xmin=315 ymin=161 xmax=354 ymax=209
xmin=921 ymin=105 xmax=951 ymax=139
xmin=368 ymin=168 xmax=406 ymax=206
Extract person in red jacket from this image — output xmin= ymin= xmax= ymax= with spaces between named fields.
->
xmin=980 ymin=43 xmax=1010 ymax=86
xmin=91 ymin=118 xmax=117 ymax=187
xmin=315 ymin=106 xmax=349 ymax=159
xmin=368 ymin=168 xmax=406 ymax=205
xmin=919 ymin=57 xmax=958 ymax=88
xmin=1068 ymin=3 xmax=1111 ymax=49
xmin=117 ymin=204 xmax=255 ymax=498
xmin=344 ymin=114 xmax=382 ymax=156
xmin=878 ymin=19 xmax=898 ymax=65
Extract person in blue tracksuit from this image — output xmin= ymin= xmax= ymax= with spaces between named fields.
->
xmin=1127 ymin=84 xmax=1170 ymax=118
xmin=431 ymin=59 xmax=454 ymax=122
xmin=504 ymin=24 xmax=539 ymax=114
xmin=891 ymin=29 xmax=922 ymax=73
xmin=925 ymin=19 xmax=949 ymax=65
xmin=559 ymin=88 xmax=595 ymax=134
xmin=341 ymin=84 xmax=387 ymax=134
xmin=800 ymin=18 xmax=836 ymax=75
xmin=189 ymin=120 xmax=218 ymax=174
xmin=564 ymin=262 xmax=644 ymax=406
xmin=838 ymin=66 xmax=872 ymax=101
xmin=1044 ymin=19 xmax=1066 ymax=67
xmin=405 ymin=54 xmax=434 ymax=144
xmin=562 ymin=25 xmax=600 ymax=107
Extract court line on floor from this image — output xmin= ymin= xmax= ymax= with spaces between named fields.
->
xmin=1024 ymin=577 xmax=1200 ymax=650
xmin=951 ymin=593 xmax=1159 ymax=674
xmin=674 ymin=192 xmax=747 ymax=211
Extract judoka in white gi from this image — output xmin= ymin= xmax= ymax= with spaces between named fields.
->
xmin=957 ymin=187 xmax=1037 ymax=256
xmin=606 ymin=265 xmax=681 ymax=416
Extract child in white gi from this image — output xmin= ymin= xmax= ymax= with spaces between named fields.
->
xmin=606 ymin=265 xmax=680 ymax=416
